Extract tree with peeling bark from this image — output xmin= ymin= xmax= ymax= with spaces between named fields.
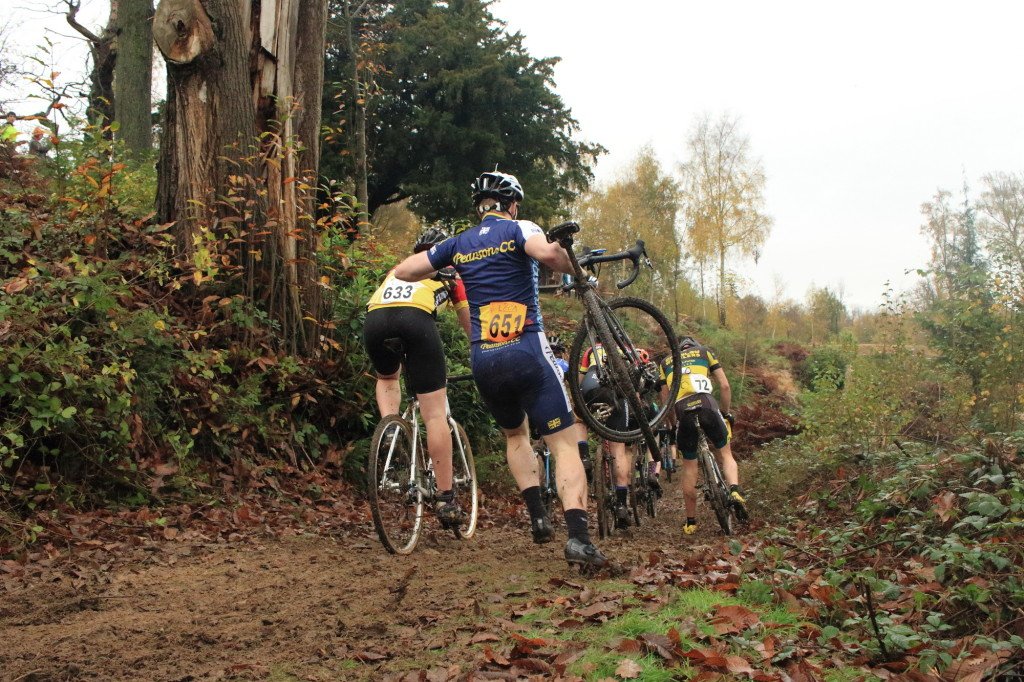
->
xmin=153 ymin=0 xmax=329 ymax=354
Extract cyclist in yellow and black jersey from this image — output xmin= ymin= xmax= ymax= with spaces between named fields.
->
xmin=363 ymin=228 xmax=471 ymax=526
xmin=660 ymin=335 xmax=747 ymax=534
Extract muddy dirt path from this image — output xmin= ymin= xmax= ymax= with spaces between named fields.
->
xmin=1 ymin=481 xmax=747 ymax=682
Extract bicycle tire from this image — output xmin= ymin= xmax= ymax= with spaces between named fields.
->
xmin=368 ymin=416 xmax=423 ymax=554
xmin=451 ymin=420 xmax=479 ymax=540
xmin=567 ymin=296 xmax=681 ymax=443
xmin=535 ymin=444 xmax=561 ymax=523
xmin=698 ymin=440 xmax=734 ymax=536
xmin=594 ymin=445 xmax=614 ymax=540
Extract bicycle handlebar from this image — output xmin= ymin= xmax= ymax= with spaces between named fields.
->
xmin=581 ymin=240 xmax=648 ymax=289
xmin=447 ymin=373 xmax=475 ymax=384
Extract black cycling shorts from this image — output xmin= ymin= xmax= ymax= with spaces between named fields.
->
xmin=674 ymin=393 xmax=729 ymax=460
xmin=363 ymin=306 xmax=446 ymax=395
xmin=470 ymin=332 xmax=574 ymax=437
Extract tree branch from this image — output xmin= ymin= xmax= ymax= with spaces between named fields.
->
xmin=63 ymin=0 xmax=102 ymax=44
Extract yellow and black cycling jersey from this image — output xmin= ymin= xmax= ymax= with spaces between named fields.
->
xmin=660 ymin=345 xmax=722 ymax=403
xmin=366 ymin=269 xmax=468 ymax=316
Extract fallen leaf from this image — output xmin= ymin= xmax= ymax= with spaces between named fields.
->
xmin=711 ymin=604 xmax=760 ymax=634
xmin=483 ymin=646 xmax=511 ymax=668
xmin=615 ymin=657 xmax=643 ymax=679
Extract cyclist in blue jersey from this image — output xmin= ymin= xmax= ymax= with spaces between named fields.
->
xmin=394 ymin=171 xmax=607 ymax=569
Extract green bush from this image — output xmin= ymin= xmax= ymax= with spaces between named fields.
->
xmin=799 ymin=343 xmax=853 ymax=391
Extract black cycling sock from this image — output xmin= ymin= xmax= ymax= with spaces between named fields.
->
xmin=686 ymin=517 xmax=697 ymax=526
xmin=730 ymin=484 xmax=741 ymax=493
xmin=616 ymin=486 xmax=628 ymax=506
xmin=577 ymin=441 xmax=589 ymax=461
xmin=522 ymin=486 xmax=546 ymax=521
xmin=564 ymin=508 xmax=590 ymax=543
xmin=437 ymin=489 xmax=454 ymax=503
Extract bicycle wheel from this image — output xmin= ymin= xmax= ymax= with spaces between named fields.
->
xmin=368 ymin=416 xmax=424 ymax=554
xmin=594 ymin=446 xmax=615 ymax=540
xmin=698 ymin=440 xmax=734 ymax=536
xmin=568 ymin=296 xmax=681 ymax=443
xmin=451 ymin=420 xmax=479 ymax=539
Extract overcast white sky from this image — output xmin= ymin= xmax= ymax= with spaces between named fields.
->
xmin=5 ymin=1 xmax=1023 ymax=309
xmin=493 ymin=0 xmax=1024 ymax=309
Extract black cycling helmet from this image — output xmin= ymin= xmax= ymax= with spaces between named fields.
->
xmin=413 ymin=227 xmax=449 ymax=253
xmin=471 ymin=170 xmax=524 ymax=205
xmin=679 ymin=335 xmax=698 ymax=349
xmin=548 ymin=335 xmax=566 ymax=353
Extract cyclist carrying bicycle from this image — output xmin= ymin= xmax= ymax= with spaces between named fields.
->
xmin=393 ymin=170 xmax=607 ymax=570
xmin=363 ymin=228 xmax=472 ymax=528
xmin=660 ymin=335 xmax=747 ymax=534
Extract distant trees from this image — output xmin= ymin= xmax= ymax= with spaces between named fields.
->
xmin=321 ymin=0 xmax=602 ymax=225
xmin=678 ymin=114 xmax=772 ymax=326
xmin=575 ymin=146 xmax=682 ymax=316
xmin=916 ymin=178 xmax=1023 ymax=429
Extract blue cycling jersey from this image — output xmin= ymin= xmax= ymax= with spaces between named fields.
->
xmin=427 ymin=213 xmax=545 ymax=346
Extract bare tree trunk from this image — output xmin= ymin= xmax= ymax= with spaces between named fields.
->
xmin=717 ymin=241 xmax=727 ymax=326
xmin=114 ymin=0 xmax=154 ymax=156
xmin=154 ymin=0 xmax=327 ymax=354
xmin=343 ymin=2 xmax=370 ymax=231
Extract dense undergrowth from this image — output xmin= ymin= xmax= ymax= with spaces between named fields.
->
xmin=0 ymin=152 xmax=496 ymax=551
xmin=747 ymin=309 xmax=1024 ymax=676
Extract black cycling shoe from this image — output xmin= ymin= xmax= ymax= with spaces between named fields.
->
xmin=564 ymin=538 xmax=608 ymax=569
xmin=435 ymin=501 xmax=465 ymax=529
xmin=648 ymin=475 xmax=663 ymax=498
xmin=614 ymin=503 xmax=631 ymax=529
xmin=531 ymin=515 xmax=555 ymax=544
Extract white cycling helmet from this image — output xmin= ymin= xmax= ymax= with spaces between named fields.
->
xmin=471 ymin=170 xmax=525 ymax=205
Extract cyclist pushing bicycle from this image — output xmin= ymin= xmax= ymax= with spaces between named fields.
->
xmin=362 ymin=228 xmax=472 ymax=528
xmin=394 ymin=170 xmax=608 ymax=570
xmin=660 ymin=335 xmax=748 ymax=534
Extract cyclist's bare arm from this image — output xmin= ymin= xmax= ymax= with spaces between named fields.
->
xmin=457 ymin=306 xmax=470 ymax=336
xmin=712 ymin=367 xmax=732 ymax=414
xmin=393 ymin=251 xmax=436 ymax=281
xmin=524 ymin=234 xmax=573 ymax=274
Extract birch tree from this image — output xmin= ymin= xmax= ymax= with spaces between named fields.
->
xmin=679 ymin=114 xmax=772 ymax=326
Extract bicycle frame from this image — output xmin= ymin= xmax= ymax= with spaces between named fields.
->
xmin=379 ymin=391 xmax=474 ymax=497
xmin=548 ymin=224 xmax=673 ymax=464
